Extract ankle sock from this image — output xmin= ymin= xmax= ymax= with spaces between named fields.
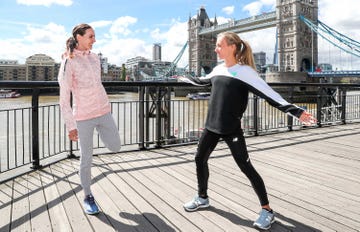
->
xmin=264 ymin=208 xmax=273 ymax=213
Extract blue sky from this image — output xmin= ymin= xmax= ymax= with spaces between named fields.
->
xmin=0 ymin=0 xmax=360 ymax=69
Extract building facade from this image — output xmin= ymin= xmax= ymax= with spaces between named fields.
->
xmin=25 ymin=54 xmax=57 ymax=81
xmin=0 ymin=60 xmax=26 ymax=81
xmin=188 ymin=6 xmax=218 ymax=76
xmin=254 ymin=51 xmax=267 ymax=72
xmin=276 ymin=0 xmax=318 ymax=72
xmin=153 ymin=43 xmax=161 ymax=61
xmin=0 ymin=53 xmax=124 ymax=82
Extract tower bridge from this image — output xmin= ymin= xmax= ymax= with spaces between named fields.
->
xmin=198 ymin=11 xmax=277 ymax=36
xmin=188 ymin=0 xmax=318 ymax=77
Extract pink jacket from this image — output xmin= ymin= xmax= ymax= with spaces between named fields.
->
xmin=58 ymin=49 xmax=111 ymax=132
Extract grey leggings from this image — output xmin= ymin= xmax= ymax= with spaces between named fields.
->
xmin=77 ymin=113 xmax=121 ymax=196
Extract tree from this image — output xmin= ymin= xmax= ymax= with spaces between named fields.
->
xmin=121 ymin=64 xmax=126 ymax=81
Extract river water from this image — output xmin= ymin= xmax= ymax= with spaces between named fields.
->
xmin=0 ymin=92 xmax=142 ymax=110
xmin=0 ymin=91 xmax=207 ymax=173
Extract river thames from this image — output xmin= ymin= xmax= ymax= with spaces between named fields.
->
xmin=0 ymin=91 xmax=208 ymax=175
xmin=0 ymin=92 xmax=142 ymax=110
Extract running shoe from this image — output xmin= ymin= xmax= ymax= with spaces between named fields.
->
xmin=253 ymin=208 xmax=275 ymax=230
xmin=83 ymin=194 xmax=100 ymax=215
xmin=183 ymin=195 xmax=210 ymax=212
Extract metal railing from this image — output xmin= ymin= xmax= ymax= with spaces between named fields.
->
xmin=1 ymin=81 xmax=360 ymax=182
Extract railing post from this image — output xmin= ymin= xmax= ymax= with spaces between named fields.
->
xmin=316 ymin=86 xmax=323 ymax=127
xmin=287 ymin=86 xmax=294 ymax=131
xmin=165 ymin=87 xmax=171 ymax=141
xmin=155 ymin=87 xmax=162 ymax=148
xmin=253 ymin=95 xmax=259 ymax=136
xmin=145 ymin=87 xmax=150 ymax=148
xmin=340 ymin=88 xmax=347 ymax=124
xmin=138 ymin=86 xmax=145 ymax=149
xmin=31 ymin=88 xmax=41 ymax=169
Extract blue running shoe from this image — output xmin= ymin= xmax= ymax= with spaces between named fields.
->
xmin=83 ymin=194 xmax=100 ymax=215
xmin=183 ymin=195 xmax=210 ymax=212
xmin=253 ymin=208 xmax=275 ymax=230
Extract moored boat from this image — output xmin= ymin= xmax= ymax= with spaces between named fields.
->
xmin=0 ymin=89 xmax=21 ymax=98
xmin=186 ymin=92 xmax=210 ymax=100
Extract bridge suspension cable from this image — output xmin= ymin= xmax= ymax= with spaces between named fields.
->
xmin=299 ymin=15 xmax=360 ymax=58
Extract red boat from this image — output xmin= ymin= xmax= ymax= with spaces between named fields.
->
xmin=0 ymin=89 xmax=21 ymax=98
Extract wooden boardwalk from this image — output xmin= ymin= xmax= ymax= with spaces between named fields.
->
xmin=1 ymin=123 xmax=360 ymax=232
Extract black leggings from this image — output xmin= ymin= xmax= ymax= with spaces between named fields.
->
xmin=195 ymin=128 xmax=269 ymax=206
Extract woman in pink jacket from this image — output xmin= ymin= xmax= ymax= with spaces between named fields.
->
xmin=58 ymin=23 xmax=121 ymax=215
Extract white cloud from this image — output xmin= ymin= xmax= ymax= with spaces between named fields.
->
xmin=319 ymin=0 xmax=360 ymax=35
xmin=260 ymin=0 xmax=276 ymax=6
xmin=243 ymin=2 xmax=263 ymax=16
xmin=222 ymin=6 xmax=235 ymax=15
xmin=109 ymin=16 xmax=138 ymax=37
xmin=24 ymin=23 xmax=66 ymax=43
xmin=16 ymin=0 xmax=73 ymax=7
xmin=90 ymin=20 xmax=113 ymax=29
xmin=243 ymin=0 xmax=275 ymax=16
xmin=93 ymin=38 xmax=150 ymax=65
xmin=0 ymin=23 xmax=68 ymax=62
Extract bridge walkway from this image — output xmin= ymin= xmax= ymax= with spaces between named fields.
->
xmin=1 ymin=123 xmax=359 ymax=231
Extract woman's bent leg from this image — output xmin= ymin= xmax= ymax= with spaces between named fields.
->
xmin=97 ymin=113 xmax=121 ymax=152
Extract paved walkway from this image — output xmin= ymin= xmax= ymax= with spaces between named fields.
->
xmin=1 ymin=123 xmax=360 ymax=231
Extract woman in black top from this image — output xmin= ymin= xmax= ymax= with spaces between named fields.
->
xmin=181 ymin=31 xmax=317 ymax=230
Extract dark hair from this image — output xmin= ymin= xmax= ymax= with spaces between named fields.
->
xmin=65 ymin=23 xmax=92 ymax=58
xmin=217 ymin=31 xmax=256 ymax=70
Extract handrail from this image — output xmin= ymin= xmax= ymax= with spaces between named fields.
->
xmin=1 ymin=81 xmax=360 ymax=183
xmin=2 ymin=80 xmax=360 ymax=88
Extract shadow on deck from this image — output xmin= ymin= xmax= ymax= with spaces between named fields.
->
xmin=1 ymin=123 xmax=360 ymax=231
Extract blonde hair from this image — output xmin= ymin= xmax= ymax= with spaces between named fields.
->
xmin=217 ymin=31 xmax=256 ymax=70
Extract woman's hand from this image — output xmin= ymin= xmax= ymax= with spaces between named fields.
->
xmin=68 ymin=129 xmax=78 ymax=141
xmin=299 ymin=111 xmax=317 ymax=126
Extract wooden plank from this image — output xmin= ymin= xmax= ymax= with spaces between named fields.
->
xmin=135 ymin=150 xmax=253 ymax=232
xmin=99 ymin=153 xmax=185 ymax=231
xmin=63 ymin=158 xmax=116 ymax=232
xmin=90 ymin=156 xmax=145 ymax=232
xmin=210 ymin=137 xmax=358 ymax=231
xmin=0 ymin=180 xmax=13 ymax=231
xmin=39 ymin=166 xmax=73 ymax=232
xmin=49 ymin=161 xmax=94 ymax=231
xmin=10 ymin=176 xmax=31 ymax=232
xmin=167 ymin=142 xmax=340 ymax=231
xmin=1 ymin=123 xmax=360 ymax=232
xmin=27 ymin=171 xmax=52 ymax=232
xmin=115 ymin=151 xmax=218 ymax=232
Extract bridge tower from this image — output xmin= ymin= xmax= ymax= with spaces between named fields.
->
xmin=188 ymin=1 xmax=319 ymax=75
xmin=188 ymin=6 xmax=218 ymax=76
xmin=277 ymin=0 xmax=318 ymax=72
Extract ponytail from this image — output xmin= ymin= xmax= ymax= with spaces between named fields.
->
xmin=237 ymin=40 xmax=256 ymax=70
xmin=65 ymin=37 xmax=77 ymax=58
xmin=218 ymin=31 xmax=256 ymax=70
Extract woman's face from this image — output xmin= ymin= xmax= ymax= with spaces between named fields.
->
xmin=76 ymin=28 xmax=96 ymax=51
xmin=214 ymin=36 xmax=235 ymax=61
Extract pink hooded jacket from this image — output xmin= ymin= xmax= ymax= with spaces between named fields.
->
xmin=58 ymin=49 xmax=111 ymax=132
